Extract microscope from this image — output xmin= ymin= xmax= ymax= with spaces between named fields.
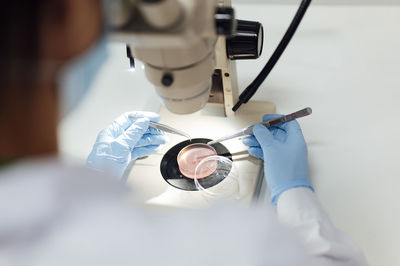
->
xmin=108 ymin=0 xmax=267 ymax=117
xmin=106 ymin=0 xmax=303 ymax=207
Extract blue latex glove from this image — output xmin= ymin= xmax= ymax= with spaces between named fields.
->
xmin=86 ymin=111 xmax=167 ymax=179
xmin=242 ymin=114 xmax=313 ymax=205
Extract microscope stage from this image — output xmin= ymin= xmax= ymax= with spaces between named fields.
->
xmin=126 ymin=101 xmax=275 ymax=208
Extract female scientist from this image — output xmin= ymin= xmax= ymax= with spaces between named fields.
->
xmin=0 ymin=0 xmax=367 ymax=265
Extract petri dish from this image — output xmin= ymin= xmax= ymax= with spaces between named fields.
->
xmin=194 ymin=155 xmax=240 ymax=201
xmin=177 ymin=143 xmax=217 ymax=179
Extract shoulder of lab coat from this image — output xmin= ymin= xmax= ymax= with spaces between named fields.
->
xmin=277 ymin=188 xmax=368 ymax=266
xmin=0 ymin=159 xmax=312 ymax=266
xmin=0 ymin=158 xmax=130 ymax=246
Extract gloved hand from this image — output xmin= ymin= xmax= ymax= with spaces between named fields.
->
xmin=243 ymin=114 xmax=313 ymax=205
xmin=86 ymin=111 xmax=167 ymax=179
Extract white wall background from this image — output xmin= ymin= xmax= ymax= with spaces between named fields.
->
xmin=59 ymin=3 xmax=400 ymax=266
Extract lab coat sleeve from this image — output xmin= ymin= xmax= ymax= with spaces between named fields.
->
xmin=277 ymin=187 xmax=368 ymax=266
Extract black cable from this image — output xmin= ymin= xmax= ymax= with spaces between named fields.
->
xmin=232 ymin=0 xmax=312 ymax=112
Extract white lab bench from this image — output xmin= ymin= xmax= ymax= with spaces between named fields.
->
xmin=59 ymin=4 xmax=400 ymax=266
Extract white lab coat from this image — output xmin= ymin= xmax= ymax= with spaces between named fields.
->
xmin=0 ymin=159 xmax=367 ymax=266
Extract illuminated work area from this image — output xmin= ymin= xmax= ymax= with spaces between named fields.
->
xmin=61 ymin=2 xmax=400 ymax=265
xmin=0 ymin=0 xmax=398 ymax=265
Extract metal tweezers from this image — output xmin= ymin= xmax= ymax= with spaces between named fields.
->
xmin=128 ymin=114 xmax=191 ymax=139
xmin=207 ymin=107 xmax=312 ymax=145
xmin=149 ymin=121 xmax=191 ymax=139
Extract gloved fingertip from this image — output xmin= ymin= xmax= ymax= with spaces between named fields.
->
xmin=253 ymin=124 xmax=270 ymax=136
xmin=104 ymin=113 xmax=135 ymax=135
xmin=152 ymin=135 xmax=168 ymax=145
xmin=253 ymin=124 xmax=274 ymax=147
xmin=149 ymin=115 xmax=161 ymax=123
xmin=135 ymin=133 xmax=168 ymax=147
xmin=262 ymin=113 xmax=284 ymax=122
xmin=128 ymin=111 xmax=161 ymax=123
xmin=283 ymin=119 xmax=302 ymax=133
xmin=134 ymin=117 xmax=150 ymax=125
xmin=242 ymin=136 xmax=253 ymax=146
xmin=146 ymin=127 xmax=163 ymax=135
xmin=134 ymin=118 xmax=150 ymax=132
xmin=242 ymin=136 xmax=259 ymax=147
xmin=122 ymin=118 xmax=151 ymax=145
xmin=248 ymin=147 xmax=264 ymax=159
xmin=143 ymin=112 xmax=161 ymax=123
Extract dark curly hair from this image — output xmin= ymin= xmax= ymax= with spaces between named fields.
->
xmin=0 ymin=1 xmax=49 ymax=117
xmin=0 ymin=1 xmax=46 ymax=92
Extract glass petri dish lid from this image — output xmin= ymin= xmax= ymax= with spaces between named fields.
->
xmin=194 ymin=155 xmax=240 ymax=200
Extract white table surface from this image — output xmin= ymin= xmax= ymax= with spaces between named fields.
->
xmin=59 ymin=4 xmax=400 ymax=266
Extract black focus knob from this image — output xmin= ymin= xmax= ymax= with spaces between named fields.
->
xmin=215 ymin=7 xmax=236 ymax=36
xmin=227 ymin=20 xmax=264 ymax=60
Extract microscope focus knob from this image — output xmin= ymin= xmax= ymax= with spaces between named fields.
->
xmin=227 ymin=20 xmax=264 ymax=60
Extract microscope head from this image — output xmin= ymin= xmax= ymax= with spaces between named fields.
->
xmin=107 ymin=0 xmax=262 ymax=115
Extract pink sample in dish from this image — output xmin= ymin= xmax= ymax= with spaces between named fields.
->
xmin=177 ymin=143 xmax=218 ymax=179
